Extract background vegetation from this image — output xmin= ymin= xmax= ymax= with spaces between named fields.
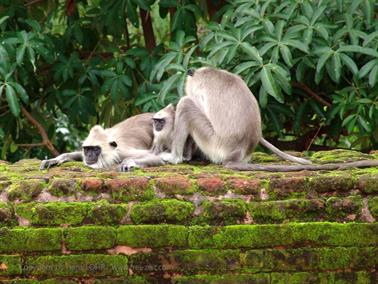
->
xmin=0 ymin=0 xmax=377 ymax=162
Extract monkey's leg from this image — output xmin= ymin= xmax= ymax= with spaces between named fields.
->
xmin=162 ymin=97 xmax=214 ymax=164
xmin=40 ymin=151 xmax=83 ymax=170
xmin=119 ymin=153 xmax=166 ymax=172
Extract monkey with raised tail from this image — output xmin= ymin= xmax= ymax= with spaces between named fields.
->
xmin=159 ymin=67 xmax=378 ymax=172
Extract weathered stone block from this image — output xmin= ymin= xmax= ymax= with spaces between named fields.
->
xmin=368 ymin=196 xmax=378 ymax=219
xmin=130 ymin=199 xmax=194 ymax=224
xmin=48 ymin=178 xmax=79 ymax=197
xmin=173 ymin=274 xmax=270 ymax=284
xmin=0 ymin=227 xmax=62 ymax=253
xmin=80 ymin=178 xmax=104 ymax=192
xmin=325 ymin=196 xmax=362 ymax=221
xmin=194 ymin=199 xmax=247 ymax=225
xmin=226 ymin=177 xmax=261 ymax=195
xmin=129 ymin=249 xmax=240 ymax=274
xmin=64 ymin=226 xmax=116 ymax=251
xmin=358 ymin=175 xmax=378 ymax=194
xmin=268 ymin=176 xmax=307 ymax=199
xmin=154 ymin=176 xmax=194 ymax=195
xmin=0 ymin=255 xmax=22 ymax=276
xmin=306 ymin=175 xmax=354 ymax=193
xmin=0 ymin=202 xmax=15 ymax=226
xmin=16 ymin=202 xmax=90 ymax=226
xmin=248 ymin=199 xmax=325 ymax=223
xmin=197 ymin=177 xmax=226 ymax=195
xmin=106 ymin=177 xmax=154 ymax=202
xmin=7 ymin=180 xmax=45 ymax=202
xmin=117 ymin=225 xmax=188 ymax=248
xmin=25 ymin=254 xmax=128 ymax=277
xmin=86 ymin=202 xmax=128 ymax=225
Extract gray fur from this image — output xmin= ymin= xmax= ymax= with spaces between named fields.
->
xmin=40 ymin=113 xmax=165 ymax=171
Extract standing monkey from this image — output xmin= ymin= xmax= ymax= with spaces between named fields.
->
xmin=160 ymin=67 xmax=378 ymax=171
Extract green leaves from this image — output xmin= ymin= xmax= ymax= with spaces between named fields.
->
xmin=5 ymin=85 xmax=20 ymax=117
xmin=260 ymin=65 xmax=283 ymax=103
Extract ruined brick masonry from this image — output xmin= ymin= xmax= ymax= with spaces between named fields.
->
xmin=0 ymin=150 xmax=377 ymax=283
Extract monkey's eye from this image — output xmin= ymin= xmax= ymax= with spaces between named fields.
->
xmin=153 ymin=118 xmax=166 ymax=131
xmin=109 ymin=141 xmax=118 ymax=148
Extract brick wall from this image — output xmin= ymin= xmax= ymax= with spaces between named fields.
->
xmin=0 ymin=150 xmax=377 ymax=283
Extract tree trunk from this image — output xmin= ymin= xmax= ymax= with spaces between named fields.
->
xmin=140 ymin=8 xmax=156 ymax=52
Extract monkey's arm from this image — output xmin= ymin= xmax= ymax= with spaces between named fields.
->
xmin=40 ymin=151 xmax=83 ymax=170
xmin=119 ymin=150 xmax=166 ymax=171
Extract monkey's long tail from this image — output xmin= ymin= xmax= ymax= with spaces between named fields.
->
xmin=225 ymin=159 xmax=378 ymax=172
xmin=260 ymin=138 xmax=312 ymax=165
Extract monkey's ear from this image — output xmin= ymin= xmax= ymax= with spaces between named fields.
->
xmin=166 ymin=103 xmax=175 ymax=111
xmin=91 ymin=125 xmax=104 ymax=133
xmin=109 ymin=141 xmax=118 ymax=148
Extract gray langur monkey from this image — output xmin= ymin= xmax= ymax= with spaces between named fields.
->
xmin=40 ymin=113 xmax=165 ymax=171
xmin=160 ymin=67 xmax=378 ymax=172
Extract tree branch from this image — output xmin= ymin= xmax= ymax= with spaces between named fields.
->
xmin=21 ymin=107 xmax=60 ymax=157
xmin=25 ymin=0 xmax=45 ymax=7
xmin=292 ymin=81 xmax=332 ymax=107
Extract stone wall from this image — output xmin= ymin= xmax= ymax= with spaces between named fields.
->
xmin=0 ymin=150 xmax=377 ymax=283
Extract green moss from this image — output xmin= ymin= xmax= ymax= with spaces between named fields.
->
xmin=174 ymin=274 xmax=270 ymax=284
xmin=107 ymin=177 xmax=155 ymax=202
xmin=248 ymin=199 xmax=325 ymax=223
xmin=16 ymin=202 xmax=90 ymax=226
xmin=368 ymin=196 xmax=378 ymax=219
xmin=0 ymin=227 xmax=62 ymax=253
xmin=0 ymin=279 xmax=77 ymax=284
xmin=26 ymin=254 xmax=128 ymax=277
xmin=64 ymin=226 xmax=116 ymax=251
xmin=193 ymin=199 xmax=247 ymax=225
xmin=252 ymin=152 xmax=282 ymax=163
xmin=129 ymin=249 xmax=240 ymax=273
xmin=7 ymin=180 xmax=45 ymax=202
xmin=86 ymin=201 xmax=128 ymax=225
xmin=358 ymin=174 xmax=378 ymax=194
xmin=306 ymin=175 xmax=354 ymax=193
xmin=93 ymin=277 xmax=150 ymax=284
xmin=325 ymin=196 xmax=362 ymax=221
xmin=188 ymin=223 xmax=378 ymax=249
xmin=0 ymin=202 xmax=16 ymax=226
xmin=0 ymin=255 xmax=22 ymax=276
xmin=130 ymin=199 xmax=194 ymax=224
xmin=48 ymin=178 xmax=80 ymax=197
xmin=117 ymin=225 xmax=188 ymax=248
xmin=310 ymin=149 xmax=374 ymax=164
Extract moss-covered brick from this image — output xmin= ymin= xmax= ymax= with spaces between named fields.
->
xmin=86 ymin=201 xmax=128 ymax=225
xmin=80 ymin=178 xmax=104 ymax=192
xmin=0 ymin=227 xmax=62 ymax=253
xmin=7 ymin=180 xmax=45 ymax=202
xmin=92 ymin=277 xmax=150 ymax=283
xmin=173 ymin=274 xmax=270 ymax=284
xmin=117 ymin=225 xmax=188 ymax=248
xmin=106 ymin=177 xmax=154 ymax=202
xmin=244 ymin=247 xmax=377 ymax=272
xmin=130 ymin=199 xmax=194 ymax=224
xmin=248 ymin=199 xmax=325 ymax=223
xmin=306 ymin=175 xmax=354 ymax=193
xmin=154 ymin=176 xmax=194 ymax=195
xmin=311 ymin=149 xmax=373 ymax=164
xmin=268 ymin=176 xmax=307 ymax=199
xmin=25 ymin=254 xmax=128 ymax=277
xmin=0 ymin=202 xmax=16 ymax=226
xmin=252 ymin=152 xmax=281 ymax=163
xmin=64 ymin=226 xmax=116 ymax=250
xmin=226 ymin=177 xmax=261 ymax=195
xmin=48 ymin=178 xmax=79 ymax=197
xmin=188 ymin=223 xmax=378 ymax=249
xmin=15 ymin=202 xmax=90 ymax=226
xmin=129 ymin=249 xmax=240 ymax=274
xmin=325 ymin=196 xmax=362 ymax=221
xmin=0 ymin=255 xmax=22 ymax=276
xmin=197 ymin=177 xmax=227 ymax=195
xmin=194 ymin=199 xmax=247 ymax=225
xmin=358 ymin=174 xmax=378 ymax=194
xmin=368 ymin=196 xmax=378 ymax=219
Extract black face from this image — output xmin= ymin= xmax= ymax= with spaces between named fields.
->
xmin=83 ymin=146 xmax=101 ymax=164
xmin=153 ymin=118 xmax=166 ymax=132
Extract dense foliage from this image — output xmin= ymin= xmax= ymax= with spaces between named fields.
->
xmin=0 ymin=0 xmax=377 ymax=162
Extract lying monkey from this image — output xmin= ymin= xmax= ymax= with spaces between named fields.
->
xmin=40 ymin=113 xmax=165 ymax=171
xmin=160 ymin=67 xmax=378 ymax=171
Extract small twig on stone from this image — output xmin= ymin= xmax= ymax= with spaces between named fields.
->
xmin=292 ymin=81 xmax=332 ymax=107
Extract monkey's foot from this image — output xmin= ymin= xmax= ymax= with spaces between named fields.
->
xmin=119 ymin=159 xmax=140 ymax=172
xmin=159 ymin=152 xmax=183 ymax=164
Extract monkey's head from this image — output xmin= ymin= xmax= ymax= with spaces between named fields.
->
xmin=81 ymin=125 xmax=120 ymax=169
xmin=152 ymin=104 xmax=175 ymax=139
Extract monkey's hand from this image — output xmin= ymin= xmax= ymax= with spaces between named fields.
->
xmin=40 ymin=157 xmax=62 ymax=170
xmin=119 ymin=159 xmax=140 ymax=172
xmin=159 ymin=152 xmax=182 ymax=164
